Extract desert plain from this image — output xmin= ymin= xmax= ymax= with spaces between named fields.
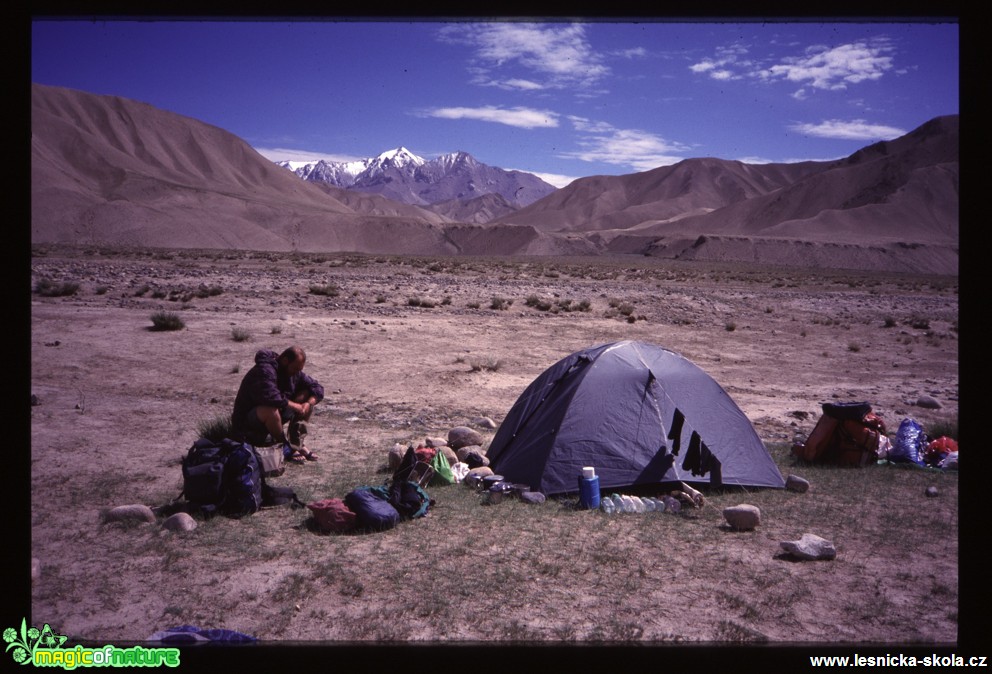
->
xmin=26 ymin=244 xmax=965 ymax=657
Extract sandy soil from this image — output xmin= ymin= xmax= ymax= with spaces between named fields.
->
xmin=27 ymin=246 xmax=961 ymax=652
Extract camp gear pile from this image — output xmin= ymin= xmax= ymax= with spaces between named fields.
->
xmin=307 ymin=446 xmax=434 ymax=534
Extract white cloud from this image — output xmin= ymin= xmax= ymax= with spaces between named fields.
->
xmin=253 ymin=147 xmax=361 ymax=164
xmin=438 ymin=22 xmax=609 ymax=90
xmin=789 ymin=119 xmax=906 ymax=140
xmin=492 ymin=78 xmax=545 ymax=91
xmin=692 ymin=38 xmax=896 ymax=94
xmin=761 ymin=39 xmax=895 ymax=91
xmin=561 ymin=119 xmax=690 ymax=172
xmin=518 ymin=170 xmax=580 ymax=188
xmin=421 ymin=105 xmax=560 ymax=129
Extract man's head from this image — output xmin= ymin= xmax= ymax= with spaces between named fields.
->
xmin=278 ymin=346 xmax=307 ymax=376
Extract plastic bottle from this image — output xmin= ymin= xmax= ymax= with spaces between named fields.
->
xmin=630 ymin=496 xmax=645 ymax=513
xmin=643 ymin=497 xmax=656 ymax=512
xmin=621 ymin=495 xmax=635 ymax=513
xmin=601 ymin=498 xmax=615 ymax=514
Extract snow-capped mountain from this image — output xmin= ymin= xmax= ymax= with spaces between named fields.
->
xmin=276 ymin=147 xmax=556 ymax=208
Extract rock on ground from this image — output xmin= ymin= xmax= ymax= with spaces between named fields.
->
xmin=780 ymin=533 xmax=837 ymax=561
xmin=723 ymin=504 xmax=761 ymax=530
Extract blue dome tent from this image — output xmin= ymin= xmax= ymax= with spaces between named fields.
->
xmin=487 ymin=341 xmax=785 ymax=495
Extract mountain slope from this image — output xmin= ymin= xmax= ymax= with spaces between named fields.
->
xmin=31 ymin=84 xmax=454 ymax=253
xmin=30 ymin=83 xmax=958 ymax=273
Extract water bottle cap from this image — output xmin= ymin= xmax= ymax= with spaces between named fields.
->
xmin=582 ymin=467 xmax=596 ymax=479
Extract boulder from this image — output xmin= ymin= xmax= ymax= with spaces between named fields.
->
xmin=101 ymin=504 xmax=156 ymax=524
xmin=388 ymin=443 xmax=408 ymax=471
xmin=161 ymin=512 xmax=198 ymax=532
xmin=925 ymin=486 xmax=939 ymax=498
xmin=780 ymin=533 xmax=837 ymax=561
xmin=916 ymin=395 xmax=942 ymax=409
xmin=723 ymin=504 xmax=761 ymax=531
xmin=786 ymin=474 xmax=810 ymax=493
xmin=520 ymin=491 xmax=546 ymax=504
xmin=471 ymin=417 xmax=498 ymax=430
xmin=439 ymin=446 xmax=459 ymax=466
xmin=425 ymin=436 xmax=448 ymax=448
xmin=465 ymin=466 xmax=494 ymax=485
xmin=448 ymin=426 xmax=484 ymax=450
xmin=456 ymin=444 xmax=485 ymax=463
xmin=464 ymin=450 xmax=490 ymax=469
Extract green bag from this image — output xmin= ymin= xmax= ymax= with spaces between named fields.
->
xmin=429 ymin=448 xmax=456 ymax=485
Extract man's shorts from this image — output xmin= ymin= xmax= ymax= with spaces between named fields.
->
xmin=236 ymin=405 xmax=296 ymax=444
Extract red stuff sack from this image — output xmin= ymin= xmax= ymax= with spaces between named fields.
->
xmin=307 ymin=498 xmax=356 ymax=534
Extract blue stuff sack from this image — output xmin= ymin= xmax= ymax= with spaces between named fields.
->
xmin=344 ymin=487 xmax=401 ymax=532
xmin=890 ymin=418 xmax=928 ymax=465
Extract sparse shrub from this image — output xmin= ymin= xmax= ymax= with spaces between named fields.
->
xmin=375 ymin=295 xmax=388 ymax=304
xmin=882 ymin=316 xmax=897 ymax=328
xmin=408 ymin=296 xmax=437 ymax=308
xmin=94 ymin=285 xmax=110 ymax=295
xmin=467 ymin=301 xmax=481 ymax=309
xmin=490 ymin=296 xmax=513 ymax=311
xmin=469 ymin=357 xmax=503 ymax=372
xmin=134 ymin=284 xmax=150 ymax=297
xmin=725 ymin=321 xmax=737 ymax=332
xmin=34 ymin=278 xmax=80 ymax=297
xmin=309 ymin=283 xmax=341 ymax=297
xmin=270 ymin=325 xmax=283 ymax=335
xmin=196 ymin=415 xmax=234 ymax=443
xmin=231 ymin=327 xmax=251 ymax=342
xmin=927 ymin=418 xmax=958 ymax=440
xmin=847 ymin=342 xmax=861 ymax=352
xmin=195 ymin=284 xmax=224 ymax=298
xmin=152 ymin=289 xmax=167 ymax=299
xmin=149 ymin=311 xmax=185 ymax=331
xmin=909 ymin=317 xmax=931 ymax=330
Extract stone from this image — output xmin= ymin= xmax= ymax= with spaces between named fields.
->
xmin=519 ymin=491 xmax=546 ymax=504
xmin=424 ymin=437 xmax=448 ymax=448
xmin=466 ymin=466 xmax=494 ymax=480
xmin=916 ymin=395 xmax=942 ymax=409
xmin=472 ymin=417 xmax=498 ymax=430
xmin=439 ymin=446 xmax=459 ymax=467
xmin=101 ymin=504 xmax=156 ymax=524
xmin=786 ymin=474 xmax=810 ymax=493
xmin=925 ymin=486 xmax=939 ymax=498
xmin=456 ymin=444 xmax=485 ymax=463
xmin=723 ymin=504 xmax=761 ymax=531
xmin=388 ymin=443 xmax=408 ymax=471
xmin=448 ymin=426 xmax=484 ymax=450
xmin=161 ymin=512 xmax=198 ymax=532
xmin=464 ymin=450 xmax=490 ymax=469
xmin=780 ymin=533 xmax=837 ymax=560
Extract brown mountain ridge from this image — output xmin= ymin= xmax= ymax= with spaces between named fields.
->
xmin=31 ymin=83 xmax=958 ymax=273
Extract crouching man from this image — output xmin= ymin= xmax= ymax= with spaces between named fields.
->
xmin=232 ymin=346 xmax=324 ymax=462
